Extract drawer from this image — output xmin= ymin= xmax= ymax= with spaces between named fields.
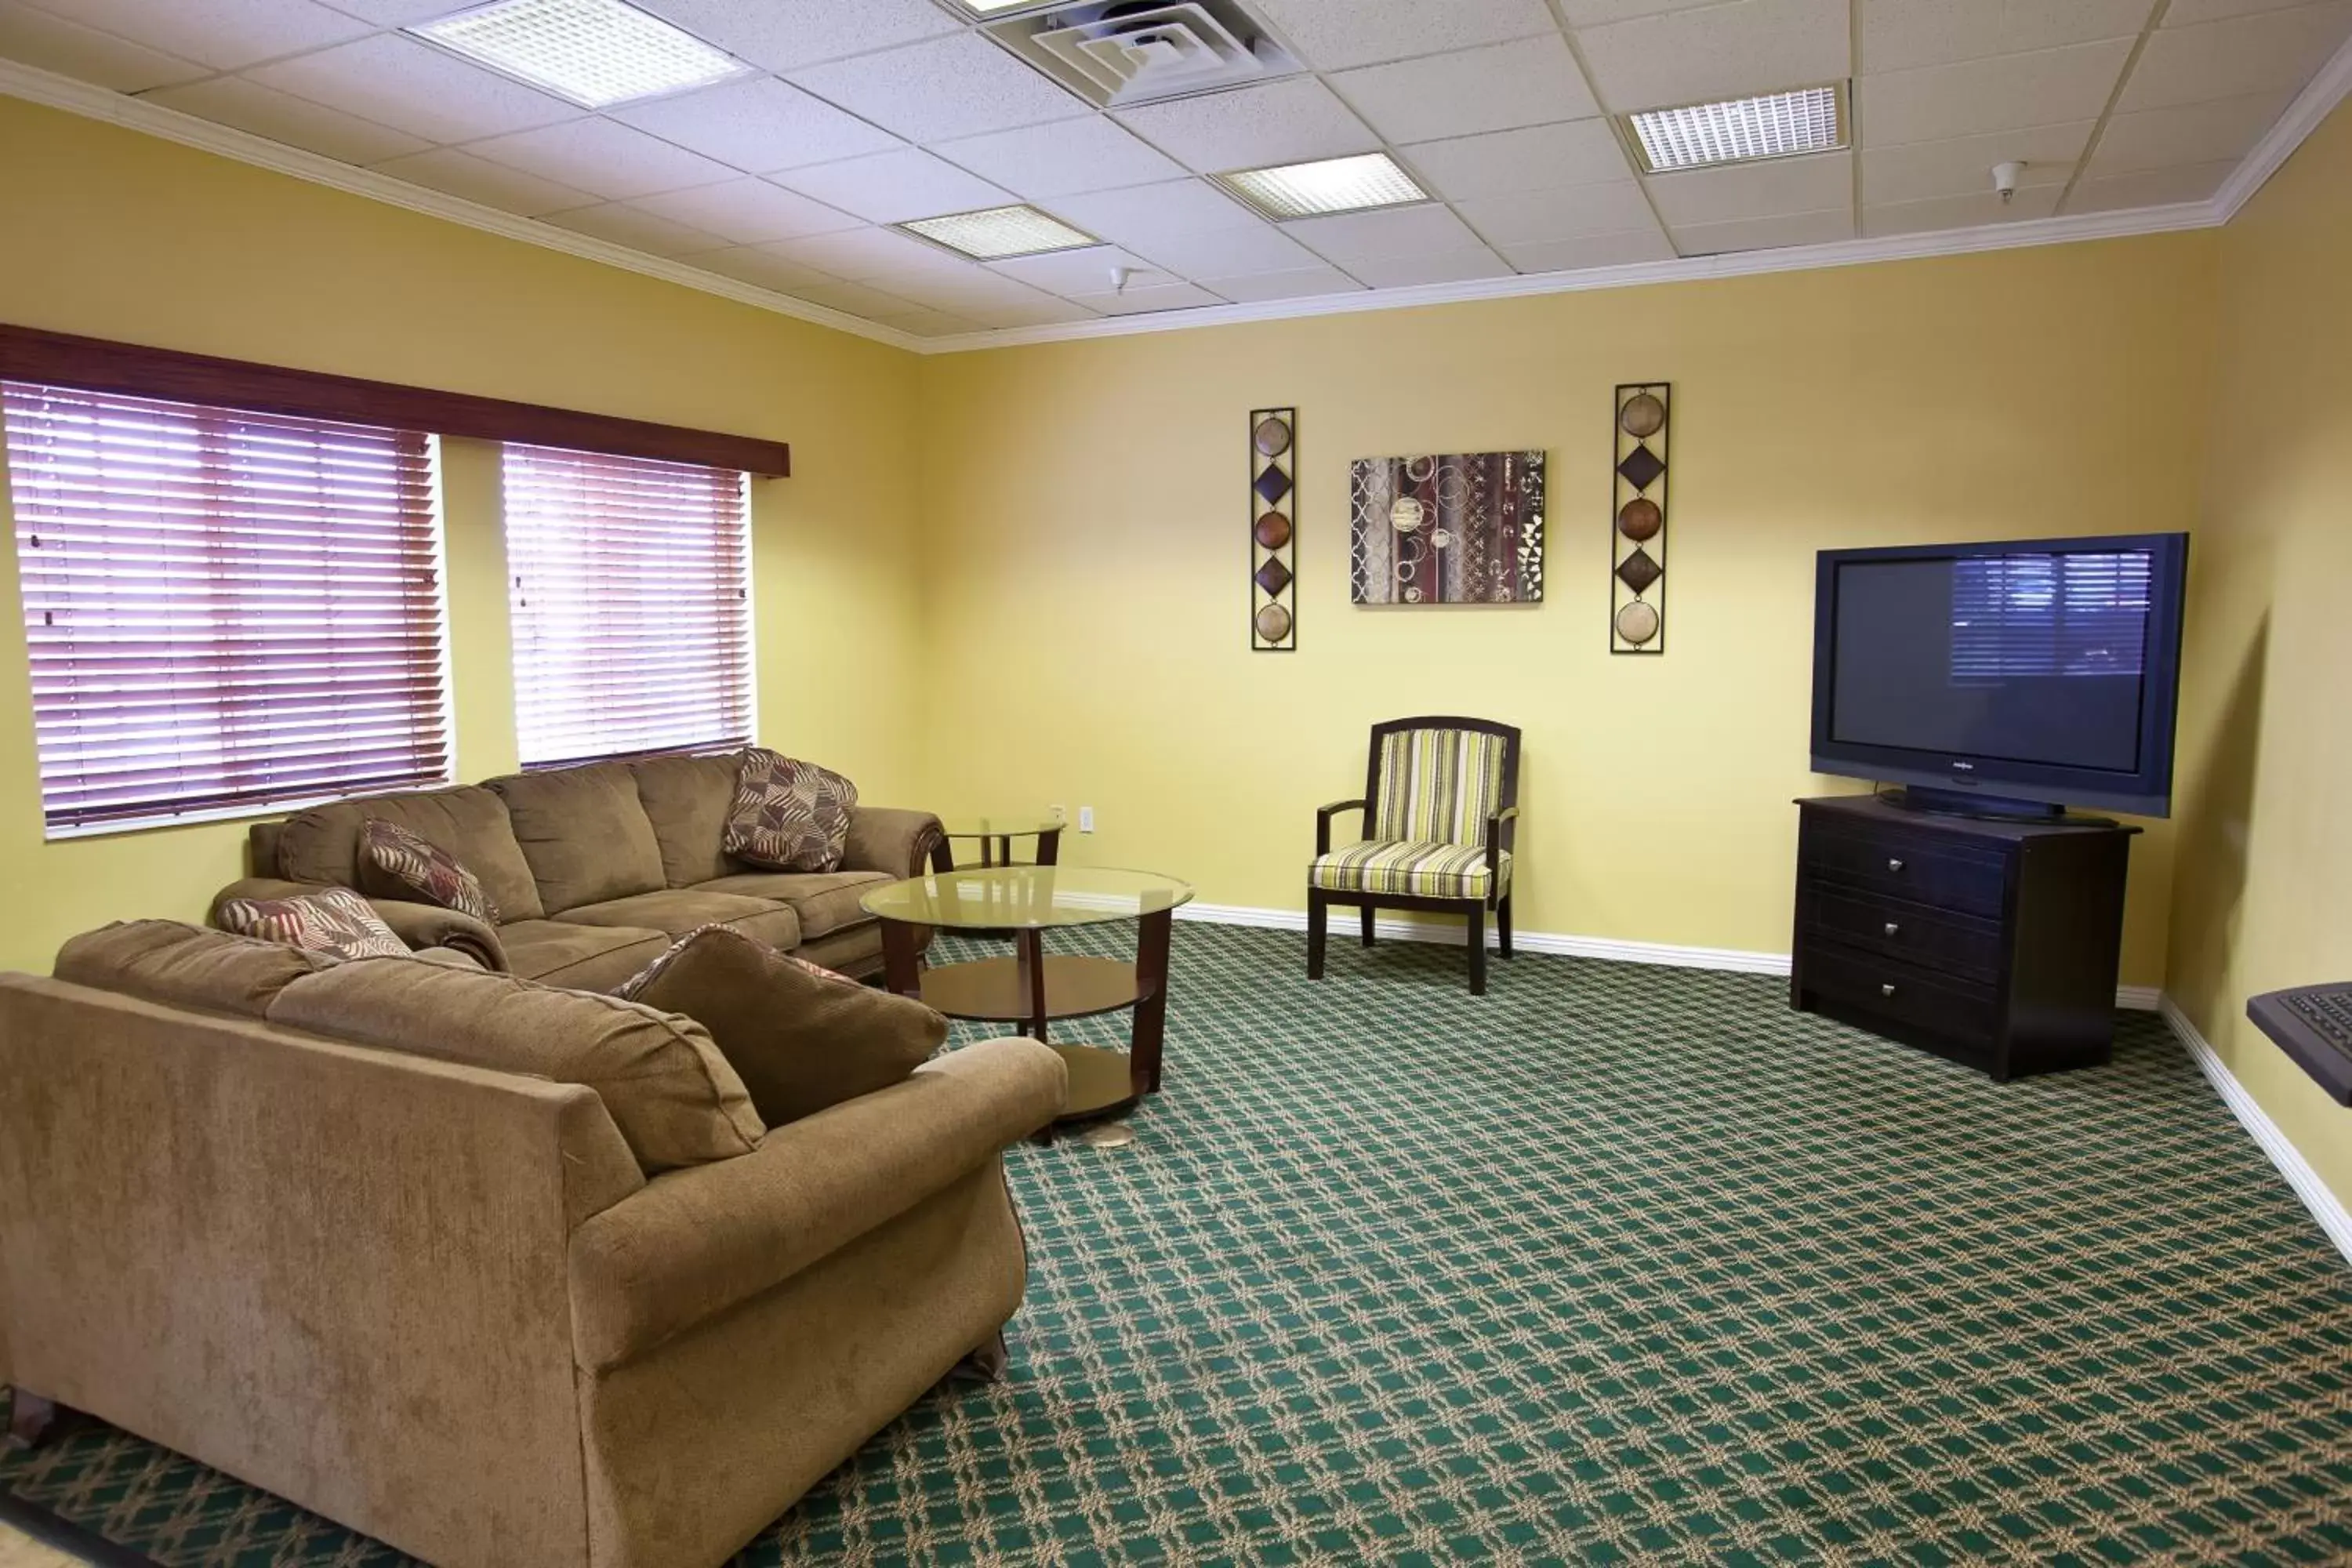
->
xmin=1798 ymin=824 xmax=2010 ymax=917
xmin=1799 ymin=884 xmax=2006 ymax=982
xmin=1800 ymin=942 xmax=2002 ymax=1044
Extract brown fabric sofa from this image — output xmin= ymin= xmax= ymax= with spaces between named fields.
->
xmin=0 ymin=923 xmax=1067 ymax=1568
xmin=217 ymin=752 xmax=945 ymax=992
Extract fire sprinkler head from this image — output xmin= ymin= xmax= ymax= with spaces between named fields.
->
xmin=1992 ymin=160 xmax=2027 ymax=204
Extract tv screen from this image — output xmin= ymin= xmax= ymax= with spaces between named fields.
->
xmin=1809 ymin=535 xmax=2188 ymax=818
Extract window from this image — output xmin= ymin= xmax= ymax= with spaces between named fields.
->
xmin=1951 ymin=551 xmax=2151 ymax=681
xmin=503 ymin=443 xmax=752 ymax=768
xmin=3 ymin=382 xmax=450 ymax=837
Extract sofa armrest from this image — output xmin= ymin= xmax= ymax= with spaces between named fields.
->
xmin=212 ymin=880 xmax=508 ymax=972
xmin=842 ymin=806 xmax=946 ymax=880
xmin=567 ymin=1035 xmax=1066 ymax=1371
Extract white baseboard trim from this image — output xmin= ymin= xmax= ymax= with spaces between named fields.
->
xmin=2158 ymin=998 xmax=2352 ymax=1269
xmin=1175 ymin=901 xmax=2161 ymax=1007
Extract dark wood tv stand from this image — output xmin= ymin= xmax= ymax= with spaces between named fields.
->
xmin=1790 ymin=794 xmax=2140 ymax=1080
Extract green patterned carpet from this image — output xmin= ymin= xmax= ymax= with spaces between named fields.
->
xmin=7 ymin=923 xmax=2352 ymax=1566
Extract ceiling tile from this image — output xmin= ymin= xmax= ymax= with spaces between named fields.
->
xmin=987 ymin=246 xmax=1156 ymax=298
xmin=1862 ymin=184 xmax=2062 ymax=234
xmin=1558 ymin=0 xmax=1727 ymax=21
xmin=1858 ymin=122 xmax=2093 ymax=203
xmin=1330 ymin=34 xmax=1599 ymax=144
xmin=873 ymin=307 xmax=982 ymax=339
xmin=25 ymin=0 xmax=369 ymax=71
xmin=2066 ymin=158 xmax=2238 ymax=210
xmin=1857 ymin=0 xmax=2158 ymax=74
xmin=1342 ymin=248 xmax=1516 ymax=288
xmin=1283 ymin=204 xmax=1485 ymax=269
xmin=630 ymin=178 xmax=862 ymax=243
xmin=788 ymin=32 xmax=1087 ymax=143
xmin=1645 ymin=151 xmax=1851 ymax=226
xmin=141 ymin=77 xmax=432 ymax=165
xmin=880 ymin=269 xmax=1076 ymax=314
xmin=770 ymin=148 xmax=1016 ymax=224
xmin=1670 ymin=207 xmax=1853 ymax=252
xmin=248 ymin=34 xmax=579 ymax=143
xmin=314 ymin=0 xmax=452 ymax=20
xmin=637 ymin=0 xmax=960 ymax=74
xmin=1043 ymin=180 xmax=1261 ymax=248
xmin=1113 ymin=76 xmax=1378 ymax=173
xmin=1860 ymin=38 xmax=2133 ymax=145
xmin=1456 ymin=180 xmax=1657 ymax=244
xmin=1401 ymin=119 xmax=1634 ymax=202
xmin=0 ymin=2 xmax=205 ymax=92
xmin=788 ymin=279 xmax=924 ymax=317
xmin=542 ymin=202 xmax=728 ymax=257
xmin=2089 ymin=89 xmax=2295 ymax=176
xmin=465 ymin=118 xmax=739 ymax=201
xmin=2118 ymin=3 xmax=2352 ymax=111
xmin=1059 ymin=281 xmax=1226 ymax=314
xmin=960 ymin=296 xmax=1104 ymax=328
xmin=934 ymin=118 xmax=1185 ymax=201
xmin=1495 ymin=227 xmax=1677 ymax=270
xmin=370 ymin=147 xmax=597 ymax=215
xmin=688 ymin=245 xmax=843 ymax=292
xmin=762 ymin=223 xmax=980 ymax=281
xmin=2161 ymin=0 xmax=2321 ymax=22
xmin=1126 ymin=222 xmax=1322 ymax=278
xmin=1577 ymin=0 xmax=1849 ymax=111
xmin=1194 ymin=264 xmax=1366 ymax=302
xmin=610 ymin=76 xmax=901 ymax=173
xmin=1249 ymin=0 xmax=1558 ymax=71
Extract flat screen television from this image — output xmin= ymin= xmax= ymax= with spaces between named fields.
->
xmin=1809 ymin=533 xmax=2189 ymax=819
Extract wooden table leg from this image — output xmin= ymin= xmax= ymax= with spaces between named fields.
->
xmin=1038 ymin=826 xmax=1062 ymax=866
xmin=929 ymin=836 xmax=955 ymax=873
xmin=1016 ymin=928 xmax=1048 ymax=1043
xmin=1131 ymin=908 xmax=1171 ymax=1096
xmin=880 ymin=919 xmax=924 ymax=999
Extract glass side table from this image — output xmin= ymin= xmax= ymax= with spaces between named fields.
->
xmin=929 ymin=815 xmax=1065 ymax=871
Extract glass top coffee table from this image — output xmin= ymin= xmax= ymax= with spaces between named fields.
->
xmin=861 ymin=866 xmax=1194 ymax=1124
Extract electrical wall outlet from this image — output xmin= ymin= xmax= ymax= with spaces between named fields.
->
xmin=1078 ymin=806 xmax=1095 ymax=833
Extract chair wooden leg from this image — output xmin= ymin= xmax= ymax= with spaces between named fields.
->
xmin=1466 ymin=903 xmax=1488 ymax=995
xmin=1359 ymin=905 xmax=1376 ymax=947
xmin=8 ymin=1392 xmax=56 ymax=1451
xmin=949 ymin=1330 xmax=1009 ymax=1383
xmin=1497 ymin=892 xmax=1514 ymax=959
xmin=1306 ymin=891 xmax=1328 ymax=979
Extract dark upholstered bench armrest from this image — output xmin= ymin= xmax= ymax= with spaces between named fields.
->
xmin=843 ymin=806 xmax=946 ymax=879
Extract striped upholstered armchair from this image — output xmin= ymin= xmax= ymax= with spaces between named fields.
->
xmin=1308 ymin=716 xmax=1522 ymax=995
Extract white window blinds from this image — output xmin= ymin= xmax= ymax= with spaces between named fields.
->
xmin=503 ymin=443 xmax=752 ymax=769
xmin=2 ymin=381 xmax=450 ymax=836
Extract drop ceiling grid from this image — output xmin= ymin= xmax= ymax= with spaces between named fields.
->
xmin=0 ymin=0 xmax=2347 ymax=338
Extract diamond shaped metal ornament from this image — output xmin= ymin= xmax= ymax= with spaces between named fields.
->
xmin=1254 ymin=463 xmax=1293 ymax=506
xmin=1616 ymin=443 xmax=1664 ymax=492
xmin=1254 ymin=556 xmax=1293 ymax=597
xmin=1615 ymin=548 xmax=1662 ymax=594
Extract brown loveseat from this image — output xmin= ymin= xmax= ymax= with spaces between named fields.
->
xmin=0 ymin=921 xmax=1067 ymax=1568
xmin=216 ymin=751 xmax=945 ymax=992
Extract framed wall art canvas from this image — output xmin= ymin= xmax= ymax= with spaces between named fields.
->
xmin=1348 ymin=451 xmax=1544 ymax=605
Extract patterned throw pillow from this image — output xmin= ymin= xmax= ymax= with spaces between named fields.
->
xmin=215 ymin=887 xmax=410 ymax=961
xmin=721 ymin=748 xmax=859 ymax=872
xmin=359 ymin=818 xmax=500 ymax=924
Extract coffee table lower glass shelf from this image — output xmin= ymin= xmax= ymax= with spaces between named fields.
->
xmin=858 ymin=866 xmax=1195 ymax=1124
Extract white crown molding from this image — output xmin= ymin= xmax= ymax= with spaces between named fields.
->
xmin=2212 ymin=29 xmax=2352 ymax=221
xmin=0 ymin=58 xmax=924 ymax=355
xmin=2159 ymin=998 xmax=2352 ymax=1269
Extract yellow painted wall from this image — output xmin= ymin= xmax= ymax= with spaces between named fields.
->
xmin=0 ymin=97 xmax=924 ymax=974
xmin=2166 ymin=98 xmax=2352 ymax=1207
xmin=915 ymin=237 xmax=2215 ymax=985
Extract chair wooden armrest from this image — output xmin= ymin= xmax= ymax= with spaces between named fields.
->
xmin=1484 ymin=805 xmax=1519 ymax=877
xmin=1316 ymin=798 xmax=1370 ymax=856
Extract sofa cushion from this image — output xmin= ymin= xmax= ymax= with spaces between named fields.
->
xmin=358 ymin=818 xmax=501 ymax=924
xmin=723 ymin=750 xmax=858 ymax=873
xmin=274 ymin=785 xmax=543 ymax=923
xmin=489 ymin=763 xmax=668 ymax=913
xmin=695 ymin=870 xmax=891 ymax=940
xmin=269 ymin=957 xmax=764 ymax=1173
xmin=559 ymin=890 xmax=802 ymax=949
xmin=497 ymin=920 xmax=675 ymax=991
xmin=617 ymin=926 xmax=944 ymax=1126
xmin=215 ymin=887 xmax=412 ymax=961
xmin=629 ymin=751 xmax=743 ymax=887
xmin=55 ymin=920 xmax=335 ymax=1018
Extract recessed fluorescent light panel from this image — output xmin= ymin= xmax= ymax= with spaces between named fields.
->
xmin=1624 ymin=84 xmax=1846 ymax=173
xmin=409 ymin=0 xmax=749 ymax=109
xmin=952 ymin=0 xmax=1053 ymax=12
xmin=900 ymin=205 xmax=1100 ymax=260
xmin=1214 ymin=153 xmax=1427 ymax=220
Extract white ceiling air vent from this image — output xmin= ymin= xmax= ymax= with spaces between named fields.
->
xmin=982 ymin=0 xmax=1303 ymax=111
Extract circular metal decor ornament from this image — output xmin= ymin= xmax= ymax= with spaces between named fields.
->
xmin=1617 ymin=496 xmax=1662 ymax=541
xmin=1254 ymin=602 xmax=1293 ymax=642
xmin=1619 ymin=392 xmax=1666 ymax=438
xmin=1616 ymin=599 xmax=1661 ymax=645
xmin=1390 ymin=495 xmax=1426 ymax=532
xmin=1254 ymin=510 xmax=1292 ymax=549
xmin=1253 ymin=417 xmax=1292 ymax=458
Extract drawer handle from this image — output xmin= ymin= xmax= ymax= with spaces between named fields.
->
xmin=1880 ymin=982 xmax=1898 ymax=998
xmin=1886 ymin=857 xmax=1906 ymax=873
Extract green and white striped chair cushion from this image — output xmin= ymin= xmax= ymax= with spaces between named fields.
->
xmin=1310 ymin=840 xmax=1511 ymax=900
xmin=1373 ymin=729 xmax=1505 ymax=848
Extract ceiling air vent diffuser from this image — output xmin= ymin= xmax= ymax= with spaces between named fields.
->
xmin=982 ymin=0 xmax=1303 ymax=110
